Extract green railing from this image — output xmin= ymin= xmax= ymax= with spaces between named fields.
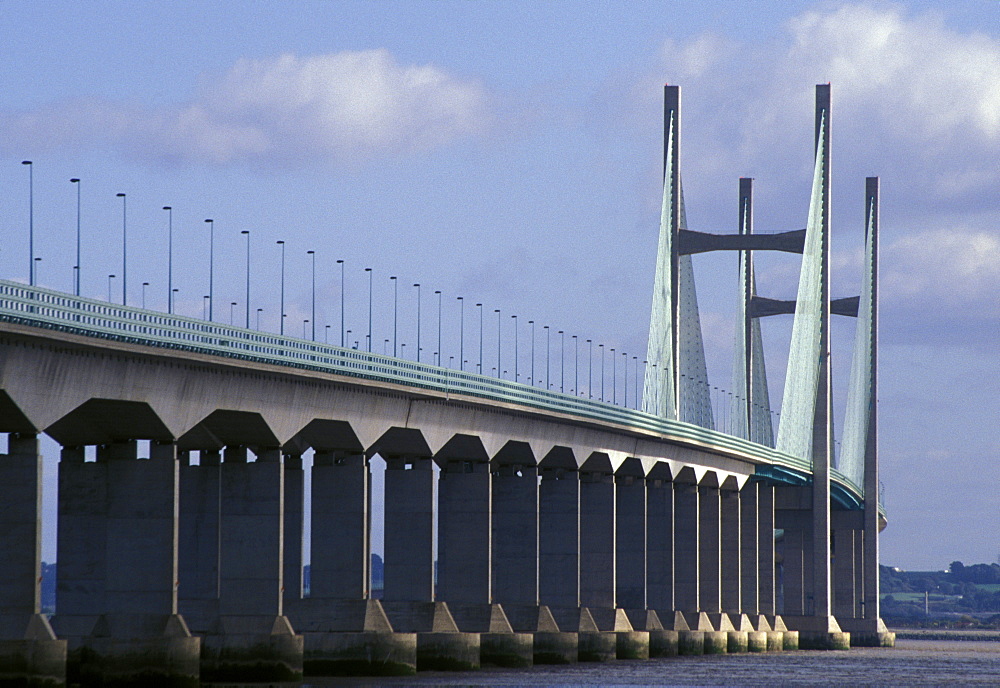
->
xmin=0 ymin=280 xmax=863 ymax=503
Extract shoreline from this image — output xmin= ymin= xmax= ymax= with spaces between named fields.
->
xmin=893 ymin=629 xmax=1000 ymax=642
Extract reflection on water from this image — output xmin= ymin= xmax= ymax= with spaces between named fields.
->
xmin=209 ymin=640 xmax=1000 ymax=687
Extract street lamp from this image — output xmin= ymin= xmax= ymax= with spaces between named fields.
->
xmin=494 ymin=309 xmax=501 ymax=378
xmin=204 ymin=219 xmax=214 ymax=320
xmin=435 ymin=290 xmax=442 ymax=366
xmin=337 ymin=259 xmax=345 ymax=347
xmin=257 ymin=307 xmax=263 ymax=330
xmin=108 ymin=274 xmax=115 ymax=302
xmin=599 ymin=344 xmax=605 ymax=401
xmin=365 ymin=268 xmax=372 ymax=352
xmin=203 ymin=295 xmax=209 ymax=320
xmin=544 ymin=326 xmax=550 ymax=389
xmin=622 ymin=351 xmax=628 ymax=408
xmin=390 ymin=275 xmax=397 ymax=356
xmin=173 ymin=288 xmax=179 ymax=314
xmin=163 ymin=207 xmax=173 ymax=312
xmin=34 ymin=257 xmax=41 ymax=286
xmin=511 ymin=314 xmax=518 ymax=381
xmin=325 ymin=324 xmax=330 ymax=343
xmin=457 ymin=296 xmax=464 ymax=371
xmin=142 ymin=282 xmax=150 ymax=309
xmin=558 ymin=330 xmax=565 ymax=393
xmin=71 ymin=179 xmax=81 ymax=296
xmin=22 ymin=161 xmax=33 ymax=286
xmin=633 ymin=356 xmax=639 ymax=409
xmin=587 ymin=340 xmax=593 ymax=398
xmin=611 ymin=348 xmax=616 ymax=405
xmin=230 ymin=301 xmax=237 ymax=325
xmin=118 ymin=194 xmax=127 ymax=305
xmin=276 ymin=240 xmax=285 ymax=335
xmin=308 ymin=250 xmax=316 ymax=340
xmin=528 ymin=320 xmax=535 ymax=385
xmin=303 ymin=319 xmax=309 ymax=338
xmin=413 ymin=283 xmax=421 ymax=362
xmin=242 ymin=231 xmax=251 ymax=327
xmin=573 ymin=335 xmax=578 ymax=395
xmin=477 ymin=303 xmax=483 ymax=374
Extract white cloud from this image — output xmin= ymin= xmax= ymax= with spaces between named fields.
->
xmin=0 ymin=50 xmax=490 ymax=166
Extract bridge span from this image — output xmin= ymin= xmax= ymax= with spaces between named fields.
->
xmin=0 ymin=84 xmax=892 ymax=685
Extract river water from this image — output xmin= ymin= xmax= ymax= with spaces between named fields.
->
xmin=295 ymin=639 xmax=1000 ymax=687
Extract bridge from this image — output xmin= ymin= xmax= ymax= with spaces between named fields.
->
xmin=0 ymin=84 xmax=892 ymax=685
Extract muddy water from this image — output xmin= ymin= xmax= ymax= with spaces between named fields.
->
xmin=299 ymin=639 xmax=1000 ymax=686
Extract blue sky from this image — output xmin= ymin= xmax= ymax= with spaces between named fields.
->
xmin=2 ymin=1 xmax=998 ymax=570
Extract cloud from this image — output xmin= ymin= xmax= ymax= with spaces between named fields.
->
xmin=0 ymin=50 xmax=490 ymax=167
xmin=646 ymin=3 xmax=1000 ymax=206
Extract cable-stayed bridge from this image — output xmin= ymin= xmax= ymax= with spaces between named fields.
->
xmin=0 ymin=84 xmax=892 ymax=685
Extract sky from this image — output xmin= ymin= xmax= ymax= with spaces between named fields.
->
xmin=1 ymin=1 xmax=997 ymax=571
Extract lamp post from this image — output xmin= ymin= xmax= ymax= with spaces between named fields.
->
xmin=337 ymin=259 xmax=345 ymax=346
xmin=347 ymin=329 xmax=352 ymax=349
xmin=528 ymin=320 xmax=535 ymax=385
xmin=230 ymin=301 xmax=237 ymax=325
xmin=476 ymin=303 xmax=483 ymax=374
xmin=108 ymin=274 xmax=115 ymax=303
xmin=435 ymin=290 xmax=442 ymax=366
xmin=365 ymin=268 xmax=372 ymax=352
xmin=308 ymin=250 xmax=316 ymax=340
xmin=142 ymin=282 xmax=149 ymax=309
xmin=242 ymin=231 xmax=251 ymax=327
xmin=599 ymin=344 xmax=605 ymax=401
xmin=34 ymin=257 xmax=41 ymax=286
xmin=384 ymin=338 xmax=389 ymax=355
xmin=544 ymin=326 xmax=550 ymax=389
xmin=117 ymin=193 xmax=127 ymax=305
xmin=457 ymin=296 xmax=464 ymax=370
xmin=611 ymin=348 xmax=616 ymax=405
xmin=204 ymin=219 xmax=214 ymax=320
xmin=172 ymin=289 xmax=179 ymax=314
xmin=72 ymin=179 xmax=81 ymax=295
xmin=511 ymin=314 xmax=518 ymax=381
xmin=303 ymin=319 xmax=309 ymax=338
xmin=203 ymin=295 xmax=209 ymax=320
xmin=587 ymin=339 xmax=593 ymax=398
xmin=22 ymin=161 xmax=33 ymax=286
xmin=573 ymin=335 xmax=578 ymax=395
xmin=257 ymin=307 xmax=263 ymax=329
xmin=413 ymin=283 xmax=421 ymax=362
xmin=559 ymin=330 xmax=565 ymax=393
xmin=633 ymin=357 xmax=639 ymax=409
xmin=325 ymin=324 xmax=330 ymax=343
xmin=276 ymin=240 xmax=285 ymax=335
xmin=163 ymin=206 xmax=173 ymax=312
xmin=494 ymin=309 xmax=501 ymax=378
xmin=390 ymin=275 xmax=397 ymax=356
xmin=623 ymin=351 xmax=628 ymax=408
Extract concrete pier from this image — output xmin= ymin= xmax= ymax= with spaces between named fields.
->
xmin=0 ymin=432 xmax=66 ymax=686
xmin=491 ymin=457 xmax=539 ymax=608
xmin=309 ymin=452 xmax=370 ymax=600
xmin=539 ymin=460 xmax=580 ymax=611
xmin=383 ymin=456 xmax=434 ymax=603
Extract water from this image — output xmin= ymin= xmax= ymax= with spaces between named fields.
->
xmin=290 ymin=640 xmax=1000 ymax=687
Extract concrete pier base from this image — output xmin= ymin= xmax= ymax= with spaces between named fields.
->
xmin=648 ymin=630 xmax=679 ymax=657
xmin=615 ymin=631 xmax=649 ymax=660
xmin=784 ymin=616 xmax=850 ymax=650
xmin=625 ymin=610 xmax=666 ymax=658
xmin=747 ymin=630 xmax=768 ymax=652
xmin=291 ymin=599 xmax=416 ymax=676
xmin=449 ymin=604 xmax=532 ymax=668
xmin=200 ymin=615 xmax=303 ymax=683
xmin=703 ymin=631 xmax=728 ymax=654
xmin=303 ymin=632 xmax=416 ymax=677
xmin=503 ymin=605 xmax=576 ymax=665
xmin=533 ymin=632 xmax=578 ymax=665
xmin=838 ymin=618 xmax=895 ymax=647
xmin=577 ymin=632 xmax=617 ymax=662
xmin=0 ymin=616 xmax=67 ymax=687
xmin=677 ymin=631 xmax=705 ymax=655
xmin=65 ymin=614 xmax=198 ymax=688
xmin=381 ymin=601 xmax=479 ymax=671
xmin=726 ymin=631 xmax=749 ymax=653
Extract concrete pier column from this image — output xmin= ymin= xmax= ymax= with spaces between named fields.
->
xmin=309 ymin=452 xmax=370 ymax=600
xmin=615 ymin=466 xmax=646 ymax=611
xmin=645 ymin=470 xmax=674 ymax=614
xmin=833 ymin=528 xmax=858 ymax=618
xmin=201 ymin=445 xmax=302 ymax=682
xmin=720 ymin=488 xmax=741 ymax=615
xmin=284 ymin=453 xmax=305 ymax=606
xmin=673 ymin=482 xmax=699 ymax=615
xmin=579 ymin=466 xmax=615 ymax=612
xmin=383 ymin=457 xmax=434 ymax=602
xmin=437 ymin=458 xmax=491 ymax=605
xmin=782 ymin=526 xmax=805 ymax=616
xmin=757 ymin=483 xmax=776 ymax=616
xmin=218 ymin=446 xmax=284 ymax=618
xmin=698 ymin=486 xmax=721 ymax=616
xmin=538 ymin=466 xmax=580 ymax=611
xmin=178 ymin=448 xmax=221 ymax=632
xmin=0 ymin=432 xmax=66 ymax=685
xmin=57 ymin=439 xmax=198 ymax=685
xmin=740 ymin=482 xmax=759 ymax=615
xmin=491 ymin=463 xmax=538 ymax=607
